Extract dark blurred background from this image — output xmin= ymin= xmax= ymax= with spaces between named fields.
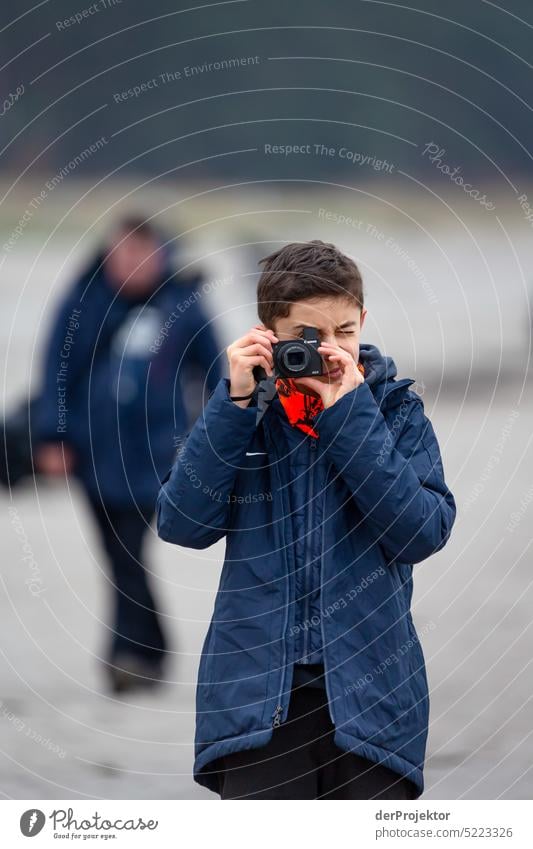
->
xmin=2 ymin=0 xmax=533 ymax=183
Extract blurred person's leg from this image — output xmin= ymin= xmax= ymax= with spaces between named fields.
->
xmin=86 ymin=496 xmax=168 ymax=690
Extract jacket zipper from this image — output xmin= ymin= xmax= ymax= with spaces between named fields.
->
xmin=272 ymin=704 xmax=283 ymax=727
xmin=270 ymin=447 xmax=291 ymax=729
xmin=302 ymin=438 xmax=317 ymax=663
xmin=320 ymin=462 xmax=336 ymax=726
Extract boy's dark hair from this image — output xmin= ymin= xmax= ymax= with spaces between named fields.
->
xmin=257 ymin=240 xmax=364 ymax=327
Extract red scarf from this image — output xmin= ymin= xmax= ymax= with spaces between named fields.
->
xmin=275 ymin=362 xmax=365 ymax=438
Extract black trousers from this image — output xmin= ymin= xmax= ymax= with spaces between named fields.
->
xmin=87 ymin=496 xmax=167 ymax=665
xmin=217 ymin=685 xmax=419 ymax=800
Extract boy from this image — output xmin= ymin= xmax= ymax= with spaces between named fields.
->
xmin=156 ymin=240 xmax=456 ymax=799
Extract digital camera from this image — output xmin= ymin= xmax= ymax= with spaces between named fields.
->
xmin=253 ymin=326 xmax=324 ymax=382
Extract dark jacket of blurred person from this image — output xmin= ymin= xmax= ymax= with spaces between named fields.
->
xmin=34 ymin=219 xmax=221 ymax=506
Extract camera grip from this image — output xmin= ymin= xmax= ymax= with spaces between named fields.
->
xmin=252 ymin=364 xmax=269 ymax=383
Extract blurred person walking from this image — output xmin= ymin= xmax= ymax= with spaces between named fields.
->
xmin=34 ymin=217 xmax=222 ymax=693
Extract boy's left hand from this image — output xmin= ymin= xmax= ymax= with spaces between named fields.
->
xmin=294 ymin=342 xmax=365 ymax=409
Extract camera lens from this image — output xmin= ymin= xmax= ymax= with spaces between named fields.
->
xmin=281 ymin=344 xmax=310 ymax=373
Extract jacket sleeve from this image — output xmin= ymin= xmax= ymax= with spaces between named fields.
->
xmin=33 ymin=284 xmax=85 ymax=444
xmin=313 ymin=382 xmax=456 ymax=565
xmin=156 ymin=377 xmax=258 ymax=549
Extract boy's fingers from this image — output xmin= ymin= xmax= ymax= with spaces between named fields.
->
xmin=319 ymin=346 xmax=351 ymax=362
xmin=248 ymin=354 xmax=273 ymax=374
xmin=253 ymin=324 xmax=278 ymax=341
xmin=245 ymin=337 xmax=275 ymax=358
xmin=295 ymin=376 xmax=324 ymax=395
xmin=237 ymin=342 xmax=274 ymax=360
xmin=318 ymin=343 xmax=344 ymax=352
xmin=244 ymin=330 xmax=271 ymax=343
xmin=238 ymin=333 xmax=273 ymax=353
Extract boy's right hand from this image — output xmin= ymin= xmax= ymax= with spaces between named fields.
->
xmin=227 ymin=324 xmax=278 ymax=403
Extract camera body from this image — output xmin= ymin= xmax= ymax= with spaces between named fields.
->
xmin=253 ymin=326 xmax=324 ymax=383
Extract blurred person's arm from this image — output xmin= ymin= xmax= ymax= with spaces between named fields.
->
xmin=33 ymin=283 xmax=85 ymax=475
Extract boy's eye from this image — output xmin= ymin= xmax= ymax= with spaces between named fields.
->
xmin=294 ymin=330 xmax=355 ymax=339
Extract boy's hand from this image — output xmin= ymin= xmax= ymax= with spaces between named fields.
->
xmin=295 ymin=342 xmax=365 ymax=409
xmin=227 ymin=324 xmax=278 ymax=406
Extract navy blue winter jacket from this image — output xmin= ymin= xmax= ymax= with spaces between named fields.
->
xmin=35 ymin=255 xmax=222 ymax=507
xmin=156 ymin=344 xmax=456 ymax=796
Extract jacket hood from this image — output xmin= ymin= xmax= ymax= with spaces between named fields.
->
xmin=358 ymin=343 xmax=397 ymax=388
xmin=359 ymin=343 xmax=416 ymax=408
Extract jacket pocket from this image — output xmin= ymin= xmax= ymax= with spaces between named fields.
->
xmin=406 ymin=614 xmax=426 ymax=681
xmin=199 ymin=621 xmax=217 ymax=704
xmin=405 ymin=614 xmax=430 ymax=714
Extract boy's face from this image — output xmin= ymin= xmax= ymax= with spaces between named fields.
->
xmin=271 ymin=296 xmax=367 ymax=394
